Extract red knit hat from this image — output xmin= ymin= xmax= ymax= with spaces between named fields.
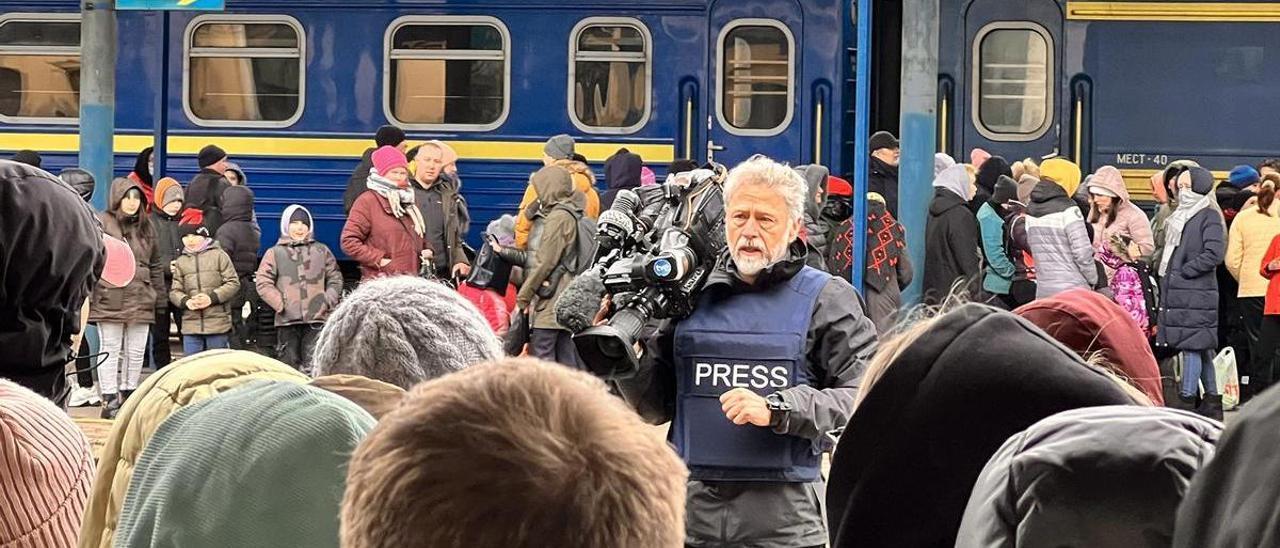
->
xmin=827 ymin=176 xmax=853 ymax=197
xmin=0 ymin=379 xmax=95 ymax=547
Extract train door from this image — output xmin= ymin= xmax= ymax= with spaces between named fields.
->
xmin=705 ymin=1 xmax=803 ymax=166
xmin=961 ymin=0 xmax=1062 ymax=161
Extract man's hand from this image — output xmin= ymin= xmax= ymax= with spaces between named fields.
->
xmin=452 ymin=262 xmax=471 ymax=279
xmin=593 ymin=296 xmax=613 ymax=326
xmin=720 ymin=388 xmax=772 ymax=427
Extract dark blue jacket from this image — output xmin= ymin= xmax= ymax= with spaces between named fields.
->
xmin=1157 ymin=208 xmax=1225 ymax=351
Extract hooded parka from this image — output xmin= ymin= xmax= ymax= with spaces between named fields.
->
xmin=600 ymin=148 xmax=642 ymax=211
xmin=514 ymin=159 xmax=600 ymax=249
xmin=957 ymin=406 xmax=1220 ymax=548
xmin=213 ymin=185 xmax=261 ymax=277
xmin=826 ymin=304 xmax=1137 ymax=548
xmin=515 ymin=166 xmax=580 ymax=330
xmin=1156 ymin=168 xmax=1225 ymax=352
xmin=923 ymin=164 xmax=981 ymax=304
xmin=89 ymin=178 xmax=166 ymax=325
xmin=256 ymin=205 xmax=343 ymax=327
xmin=1016 ymin=288 xmax=1166 ymax=405
xmin=78 ymin=350 xmax=308 ymax=548
xmin=1087 ymin=166 xmax=1155 ymax=279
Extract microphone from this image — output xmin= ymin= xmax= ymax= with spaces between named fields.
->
xmin=555 ymin=269 xmax=608 ymax=334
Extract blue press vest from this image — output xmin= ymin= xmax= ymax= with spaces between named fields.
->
xmin=672 ymin=266 xmax=829 ymax=482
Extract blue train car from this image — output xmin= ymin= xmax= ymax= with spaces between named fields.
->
xmin=927 ymin=0 xmax=1280 ymax=201
xmin=0 ymin=0 xmax=856 ymax=264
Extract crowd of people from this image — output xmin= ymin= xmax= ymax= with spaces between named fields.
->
xmin=2 ymin=125 xmax=1280 ymax=548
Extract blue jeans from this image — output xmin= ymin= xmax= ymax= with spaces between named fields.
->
xmin=183 ymin=334 xmax=230 ymax=357
xmin=1181 ymin=350 xmax=1217 ymax=398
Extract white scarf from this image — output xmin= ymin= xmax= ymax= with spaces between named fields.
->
xmin=1160 ymin=189 xmax=1211 ymax=276
xmin=366 ymin=169 xmax=425 ymax=237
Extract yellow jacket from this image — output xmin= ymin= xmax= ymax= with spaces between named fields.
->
xmin=79 ymin=350 xmax=308 ymax=548
xmin=514 ymin=159 xmax=600 ymax=249
xmin=1227 ymin=203 xmax=1280 ymax=297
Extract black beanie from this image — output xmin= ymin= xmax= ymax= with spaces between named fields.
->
xmin=375 ymin=125 xmax=407 ymax=148
xmin=178 ymin=221 xmax=210 ymax=239
xmin=289 ymin=207 xmax=311 ymax=228
xmin=197 ymin=145 xmax=227 ymax=169
xmin=12 ymin=149 xmax=41 ymax=168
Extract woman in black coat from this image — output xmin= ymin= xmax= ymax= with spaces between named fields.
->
xmin=923 ymin=163 xmax=981 ymax=305
xmin=1156 ymin=166 xmax=1226 ymax=418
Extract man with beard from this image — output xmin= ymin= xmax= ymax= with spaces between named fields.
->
xmin=866 ymin=130 xmax=901 ymax=216
xmin=613 ymin=156 xmax=878 ymax=548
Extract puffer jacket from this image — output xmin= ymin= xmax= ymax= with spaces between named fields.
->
xmin=214 ymin=185 xmax=262 ymax=277
xmin=1026 ymin=181 xmax=1097 ymax=298
xmin=956 ymin=406 xmax=1220 ymax=548
xmin=170 ymin=241 xmax=240 ymax=335
xmin=78 ymin=350 xmax=308 ymax=548
xmin=514 ymin=159 xmax=600 ymax=249
xmin=257 ymin=205 xmax=343 ymax=327
xmin=1226 ymin=201 xmax=1280 ymax=297
xmin=1156 ymin=207 xmax=1225 ymax=351
xmin=89 ymin=178 xmax=166 ymax=324
xmin=1087 ymin=166 xmax=1155 ymax=279
xmin=341 ymin=189 xmax=428 ymax=280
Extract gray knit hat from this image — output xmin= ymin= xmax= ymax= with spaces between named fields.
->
xmin=544 ymin=134 xmax=575 ymax=160
xmin=310 ymin=276 xmax=502 ymax=390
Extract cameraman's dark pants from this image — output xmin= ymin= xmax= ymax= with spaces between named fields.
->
xmin=530 ymin=328 xmax=579 ymax=370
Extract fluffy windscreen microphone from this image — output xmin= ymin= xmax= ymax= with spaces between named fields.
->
xmin=555 ymin=269 xmax=607 ymax=334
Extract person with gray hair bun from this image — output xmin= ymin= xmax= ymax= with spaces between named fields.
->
xmin=613 ymin=154 xmax=878 ymax=548
xmin=310 ymin=276 xmax=502 ymax=389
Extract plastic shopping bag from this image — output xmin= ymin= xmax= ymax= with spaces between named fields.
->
xmin=1214 ymin=347 xmax=1241 ymax=411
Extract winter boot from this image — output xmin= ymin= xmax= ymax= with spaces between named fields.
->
xmin=1196 ymin=394 xmax=1225 ymax=422
xmin=1170 ymin=394 xmax=1199 ymax=412
xmin=101 ymin=393 xmax=123 ymax=419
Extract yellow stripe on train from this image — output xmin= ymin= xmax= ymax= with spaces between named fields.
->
xmin=0 ymin=133 xmax=677 ymax=163
xmin=1067 ymin=2 xmax=1280 ymax=22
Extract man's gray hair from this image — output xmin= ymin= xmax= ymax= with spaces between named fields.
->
xmin=723 ymin=155 xmax=807 ymax=224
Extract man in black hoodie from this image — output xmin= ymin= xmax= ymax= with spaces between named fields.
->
xmin=183 ymin=144 xmax=231 ymax=233
xmin=343 ymin=125 xmax=407 ymax=214
xmin=611 ymin=156 xmax=878 ymax=548
xmin=600 ymin=147 xmax=642 ymax=211
xmin=0 ymin=160 xmax=104 ymax=402
xmin=215 ymin=185 xmax=263 ymax=351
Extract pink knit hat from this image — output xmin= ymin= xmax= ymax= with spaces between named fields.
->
xmin=371 ymin=145 xmax=408 ymax=177
xmin=0 ymin=379 xmax=95 ymax=547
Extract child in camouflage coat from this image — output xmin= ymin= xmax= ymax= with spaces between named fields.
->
xmin=256 ymin=205 xmax=343 ymax=371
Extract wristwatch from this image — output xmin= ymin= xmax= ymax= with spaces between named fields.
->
xmin=765 ymin=393 xmax=792 ymax=428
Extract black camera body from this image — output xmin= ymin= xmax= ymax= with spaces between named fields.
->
xmin=575 ymin=168 xmax=728 ymax=379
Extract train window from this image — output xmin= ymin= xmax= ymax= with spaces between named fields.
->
xmin=184 ymin=15 xmax=305 ymax=127
xmin=974 ymin=23 xmax=1053 ymax=140
xmin=0 ymin=14 xmax=81 ymax=123
xmin=385 ymin=16 xmax=510 ymax=131
xmin=717 ymin=19 xmax=794 ymax=136
xmin=569 ymin=18 xmax=651 ymax=134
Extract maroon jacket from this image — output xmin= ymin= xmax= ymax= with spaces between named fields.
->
xmin=341 ymin=191 xmax=426 ymax=280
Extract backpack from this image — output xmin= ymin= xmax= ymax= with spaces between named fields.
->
xmin=1133 ymin=260 xmax=1160 ymax=334
xmin=558 ymin=205 xmax=599 ymax=275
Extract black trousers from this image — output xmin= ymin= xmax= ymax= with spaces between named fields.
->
xmin=229 ymin=274 xmax=261 ymax=352
xmin=150 ymin=303 xmax=183 ymax=369
xmin=1256 ymin=313 xmax=1280 ymax=398
xmin=276 ymin=323 xmax=321 ymax=372
xmin=529 ymin=328 xmax=580 ymax=370
xmin=1240 ymin=297 xmax=1267 ymax=400
xmin=1007 ymin=280 xmax=1037 ymax=309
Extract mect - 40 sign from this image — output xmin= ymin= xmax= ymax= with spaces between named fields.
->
xmin=116 ymin=0 xmax=225 ymax=10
